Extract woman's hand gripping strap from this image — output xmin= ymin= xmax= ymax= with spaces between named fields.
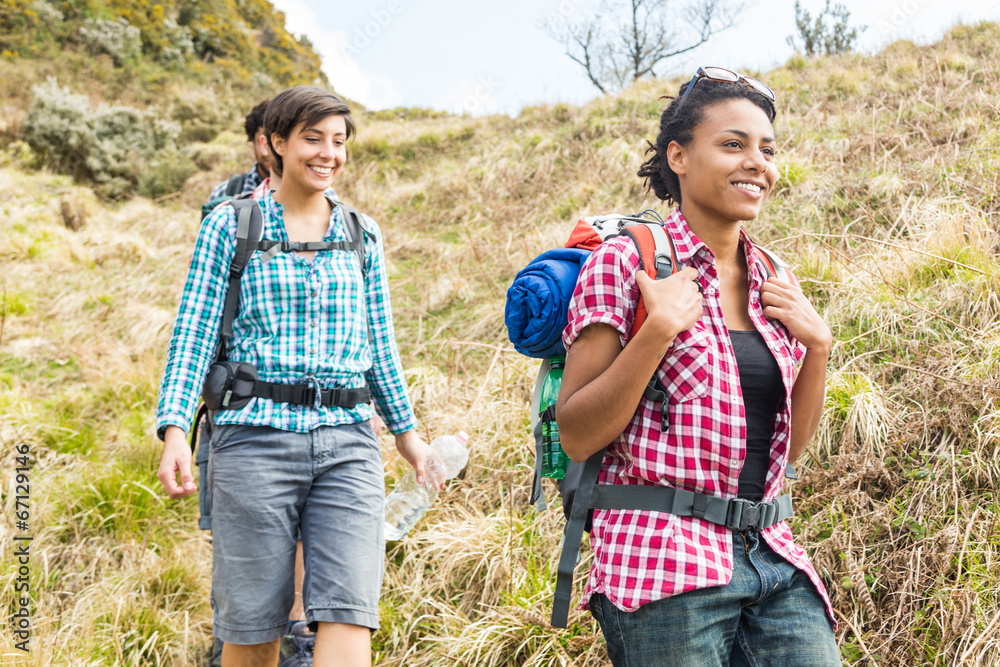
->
xmin=618 ymin=222 xmax=679 ymax=431
xmin=618 ymin=222 xmax=679 ymax=338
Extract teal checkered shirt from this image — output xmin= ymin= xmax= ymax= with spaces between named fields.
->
xmin=156 ymin=191 xmax=417 ymax=437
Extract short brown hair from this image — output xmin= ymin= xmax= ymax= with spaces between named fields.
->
xmin=244 ymin=99 xmax=270 ymax=142
xmin=264 ymin=86 xmax=355 ymax=176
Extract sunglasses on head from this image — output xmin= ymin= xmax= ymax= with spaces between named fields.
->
xmin=674 ymin=66 xmax=776 ymax=116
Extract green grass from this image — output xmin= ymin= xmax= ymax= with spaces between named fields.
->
xmin=50 ymin=456 xmax=194 ymax=546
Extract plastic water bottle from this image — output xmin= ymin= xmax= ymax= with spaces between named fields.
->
xmin=540 ymin=356 xmax=570 ymax=479
xmin=383 ymin=432 xmax=469 ymax=541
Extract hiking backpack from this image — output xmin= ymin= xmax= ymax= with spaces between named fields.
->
xmin=504 ymin=210 xmax=799 ymax=627
xmin=200 ymin=173 xmax=251 ymax=222
xmin=190 ymin=195 xmax=375 ymax=526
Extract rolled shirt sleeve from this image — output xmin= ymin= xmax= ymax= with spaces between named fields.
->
xmin=156 ymin=206 xmax=235 ymax=439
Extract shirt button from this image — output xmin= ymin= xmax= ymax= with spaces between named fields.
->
xmin=310 ymin=348 xmax=315 ymax=355
xmin=311 ymin=291 xmax=317 ymax=297
xmin=311 ymin=321 xmax=317 ymax=327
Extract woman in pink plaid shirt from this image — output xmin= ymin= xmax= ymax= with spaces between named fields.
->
xmin=557 ymin=68 xmax=841 ymax=666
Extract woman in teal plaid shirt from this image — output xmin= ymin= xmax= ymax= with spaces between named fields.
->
xmin=155 ymin=86 xmax=441 ymax=667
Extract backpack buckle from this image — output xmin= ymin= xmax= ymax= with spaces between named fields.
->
xmin=726 ymin=499 xmax=764 ymax=532
xmin=653 ymin=253 xmax=674 ymax=279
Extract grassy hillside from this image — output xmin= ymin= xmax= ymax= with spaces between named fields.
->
xmin=2 ymin=20 xmax=1000 ymax=667
xmin=0 ymin=0 xmax=338 ymax=200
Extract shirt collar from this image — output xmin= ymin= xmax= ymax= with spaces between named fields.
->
xmin=739 ymin=234 xmax=771 ymax=287
xmin=662 ymin=207 xmax=771 ymax=284
xmin=248 ymin=164 xmax=264 ymax=187
xmin=258 ymin=189 xmax=342 ymax=240
xmin=662 ymin=207 xmax=710 ymax=267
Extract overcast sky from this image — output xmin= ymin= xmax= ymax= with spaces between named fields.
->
xmin=272 ymin=0 xmax=1000 ymax=115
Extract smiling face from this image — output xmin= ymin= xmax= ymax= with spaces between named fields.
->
xmin=270 ymin=114 xmax=348 ymax=193
xmin=666 ymin=98 xmax=778 ymax=227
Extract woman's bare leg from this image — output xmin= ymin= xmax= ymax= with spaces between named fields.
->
xmin=313 ymin=622 xmax=370 ymax=667
xmin=289 ymin=540 xmax=306 ymax=621
xmin=221 ymin=639 xmax=280 ymax=667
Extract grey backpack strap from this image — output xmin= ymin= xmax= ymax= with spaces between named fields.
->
xmin=333 ymin=202 xmax=372 ymax=278
xmin=256 ymin=239 xmax=362 ymax=257
xmin=589 ymin=486 xmax=794 ymax=532
xmin=529 ymin=358 xmax=551 ymax=512
xmin=551 ymin=446 xmax=605 ymax=628
xmin=217 ymin=199 xmax=263 ymax=355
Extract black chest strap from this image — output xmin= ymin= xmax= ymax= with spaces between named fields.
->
xmin=255 ymin=237 xmax=364 ymax=262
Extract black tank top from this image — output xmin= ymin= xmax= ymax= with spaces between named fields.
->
xmin=730 ymin=330 xmax=785 ymax=501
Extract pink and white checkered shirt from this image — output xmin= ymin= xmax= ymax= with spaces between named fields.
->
xmin=250 ymin=177 xmax=270 ymax=200
xmin=563 ymin=208 xmax=833 ymax=622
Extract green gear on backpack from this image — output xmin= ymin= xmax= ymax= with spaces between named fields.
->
xmin=201 ymin=173 xmax=249 ymax=222
xmin=538 ymin=356 xmax=568 ymax=480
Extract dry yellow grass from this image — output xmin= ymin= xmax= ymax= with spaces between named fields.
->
xmin=2 ymin=21 xmax=1000 ymax=667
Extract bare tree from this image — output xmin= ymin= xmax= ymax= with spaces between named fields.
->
xmin=787 ymin=0 xmax=864 ymax=57
xmin=548 ymin=0 xmax=746 ymax=95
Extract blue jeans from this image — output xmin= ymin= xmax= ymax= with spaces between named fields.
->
xmin=590 ymin=531 xmax=840 ymax=667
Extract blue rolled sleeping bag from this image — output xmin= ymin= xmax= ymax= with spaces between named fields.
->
xmin=505 ymin=248 xmax=591 ymax=358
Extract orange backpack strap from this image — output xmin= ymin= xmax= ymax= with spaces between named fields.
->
xmin=618 ymin=222 xmax=679 ymax=338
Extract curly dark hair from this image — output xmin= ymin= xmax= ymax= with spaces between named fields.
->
xmin=264 ymin=86 xmax=355 ymax=177
xmin=637 ymin=79 xmax=777 ymax=205
xmin=243 ymin=99 xmax=271 ymax=142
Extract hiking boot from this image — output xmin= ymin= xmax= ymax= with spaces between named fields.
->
xmin=209 ymin=637 xmax=223 ymax=667
xmin=278 ymin=621 xmax=314 ymax=667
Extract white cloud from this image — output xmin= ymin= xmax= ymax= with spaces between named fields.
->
xmin=270 ymin=0 xmax=401 ymax=110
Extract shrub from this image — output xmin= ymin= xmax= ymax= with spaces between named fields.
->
xmin=19 ymin=80 xmax=92 ymax=175
xmin=31 ymin=0 xmax=62 ymax=27
xmin=137 ymin=147 xmax=197 ymax=199
xmin=87 ymin=104 xmax=179 ymax=194
xmin=21 ymin=79 xmax=181 ymax=197
xmin=0 ymin=0 xmax=39 ymax=53
xmin=79 ymin=17 xmax=141 ymax=66
xmin=788 ymin=0 xmax=864 ymax=57
xmin=154 ymin=18 xmax=195 ymax=70
xmin=171 ymin=90 xmax=232 ymax=143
